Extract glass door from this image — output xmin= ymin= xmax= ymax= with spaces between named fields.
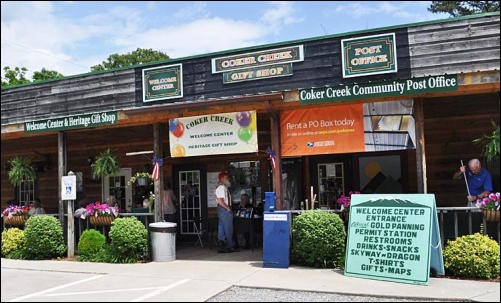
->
xmin=178 ymin=170 xmax=201 ymax=235
xmin=318 ymin=163 xmax=344 ymax=209
xmin=103 ymin=168 xmax=132 ymax=212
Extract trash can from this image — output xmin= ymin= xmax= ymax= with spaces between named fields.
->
xmin=263 ymin=210 xmax=291 ymax=268
xmin=149 ymin=222 xmax=176 ymax=262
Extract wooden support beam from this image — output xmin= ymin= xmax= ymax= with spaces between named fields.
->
xmin=267 ymin=102 xmax=283 ymax=210
xmin=415 ymin=98 xmax=428 ymax=193
xmin=153 ymin=123 xmax=163 ymax=223
xmin=58 ymin=132 xmax=66 ymax=225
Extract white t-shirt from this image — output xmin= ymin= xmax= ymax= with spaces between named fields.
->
xmin=215 ymin=184 xmax=231 ymax=207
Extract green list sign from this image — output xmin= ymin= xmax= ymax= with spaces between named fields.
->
xmin=24 ymin=111 xmax=118 ymax=133
xmin=212 ymin=45 xmax=303 ymax=84
xmin=300 ymin=74 xmax=457 ymax=104
xmin=142 ymin=64 xmax=183 ymax=102
xmin=345 ymin=194 xmax=442 ymax=285
xmin=341 ymin=33 xmax=397 ymax=78
xmin=222 ymin=63 xmax=293 ymax=84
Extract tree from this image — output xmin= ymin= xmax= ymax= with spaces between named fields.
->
xmin=32 ymin=68 xmax=64 ymax=82
xmin=428 ymin=1 xmax=500 ymax=17
xmin=91 ymin=48 xmax=170 ymax=72
xmin=1 ymin=66 xmax=30 ymax=87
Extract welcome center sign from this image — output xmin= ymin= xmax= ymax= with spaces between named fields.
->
xmin=345 ymin=194 xmax=443 ymax=285
xmin=169 ymin=111 xmax=258 ymax=158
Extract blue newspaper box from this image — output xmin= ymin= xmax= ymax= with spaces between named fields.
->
xmin=263 ymin=210 xmax=291 ymax=268
xmin=264 ymin=192 xmax=276 ymax=212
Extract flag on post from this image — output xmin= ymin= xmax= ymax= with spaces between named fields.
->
xmin=151 ymin=161 xmax=159 ymax=181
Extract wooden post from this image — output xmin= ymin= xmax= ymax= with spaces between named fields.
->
xmin=153 ymin=123 xmax=164 ymax=222
xmin=303 ymin=157 xmax=311 ymax=209
xmin=415 ymin=99 xmax=428 ymax=193
xmin=269 ymin=111 xmax=283 ymax=210
xmin=67 ymin=197 xmax=74 ymax=257
xmin=58 ymin=132 xmax=66 ymax=226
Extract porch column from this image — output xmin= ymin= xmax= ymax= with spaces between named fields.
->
xmin=269 ymin=110 xmax=283 ymax=210
xmin=153 ymin=123 xmax=164 ymax=222
xmin=57 ymin=132 xmax=67 ymax=226
xmin=415 ymin=98 xmax=428 ymax=193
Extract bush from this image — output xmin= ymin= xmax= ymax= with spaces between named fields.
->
xmin=108 ymin=217 xmax=148 ymax=263
xmin=2 ymin=228 xmax=26 ymax=259
xmin=77 ymin=229 xmax=106 ymax=261
xmin=443 ymin=233 xmax=500 ymax=279
xmin=24 ymin=215 xmax=66 ymax=260
xmin=292 ymin=210 xmax=346 ymax=268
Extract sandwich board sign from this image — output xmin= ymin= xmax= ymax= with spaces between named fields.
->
xmin=344 ymin=194 xmax=444 ymax=285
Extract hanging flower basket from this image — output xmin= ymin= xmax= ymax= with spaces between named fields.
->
xmin=483 ymin=210 xmax=500 ymax=222
xmin=4 ymin=215 xmax=30 ymax=226
xmin=89 ymin=215 xmax=116 ymax=226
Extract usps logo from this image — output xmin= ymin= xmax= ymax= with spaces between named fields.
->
xmin=307 ymin=142 xmax=314 ymax=147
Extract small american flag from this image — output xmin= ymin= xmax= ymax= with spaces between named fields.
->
xmin=151 ymin=161 xmax=159 ymax=181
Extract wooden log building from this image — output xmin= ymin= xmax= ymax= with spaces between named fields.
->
xmin=1 ymin=12 xmax=499 ymax=237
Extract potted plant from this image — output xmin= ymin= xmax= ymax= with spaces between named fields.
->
xmin=476 ymin=192 xmax=500 ymax=222
xmin=127 ymin=172 xmax=152 ymax=187
xmin=472 ymin=120 xmax=500 ymax=164
xmin=2 ymin=205 xmax=32 ymax=226
xmin=84 ymin=201 xmax=119 ymax=226
xmin=91 ymin=148 xmax=120 ymax=180
xmin=336 ymin=191 xmax=360 ymax=222
xmin=8 ymin=156 xmax=36 ymax=186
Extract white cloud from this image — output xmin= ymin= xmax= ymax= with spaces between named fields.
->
xmin=174 ymin=1 xmax=210 ymax=20
xmin=261 ymin=1 xmax=303 ymax=34
xmin=333 ymin=1 xmax=436 ymax=20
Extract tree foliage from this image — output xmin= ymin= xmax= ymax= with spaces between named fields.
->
xmin=2 ymin=66 xmax=64 ymax=88
xmin=32 ymin=68 xmax=64 ymax=82
xmin=91 ymin=48 xmax=169 ymax=72
xmin=428 ymin=1 xmax=500 ymax=17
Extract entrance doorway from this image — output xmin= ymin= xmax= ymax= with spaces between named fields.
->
xmin=178 ymin=170 xmax=202 ymax=235
xmin=103 ymin=168 xmax=132 ymax=212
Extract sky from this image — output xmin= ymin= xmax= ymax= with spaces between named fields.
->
xmin=0 ymin=1 xmax=450 ymax=79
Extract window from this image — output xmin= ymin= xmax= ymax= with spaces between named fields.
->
xmin=18 ymin=179 xmax=35 ymax=206
xmin=318 ymin=163 xmax=344 ymax=209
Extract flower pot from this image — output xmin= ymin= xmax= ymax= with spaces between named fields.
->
xmin=483 ymin=210 xmax=500 ymax=222
xmin=4 ymin=215 xmax=29 ymax=226
xmin=89 ymin=215 xmax=115 ymax=226
xmin=137 ymin=176 xmax=148 ymax=186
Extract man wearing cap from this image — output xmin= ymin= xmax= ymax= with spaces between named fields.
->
xmin=215 ymin=171 xmax=238 ymax=253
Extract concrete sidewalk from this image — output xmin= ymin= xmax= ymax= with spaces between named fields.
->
xmin=1 ymin=249 xmax=499 ymax=302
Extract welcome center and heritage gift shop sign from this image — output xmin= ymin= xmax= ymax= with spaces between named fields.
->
xmin=345 ymin=194 xmax=443 ymax=285
xmin=168 ymin=111 xmax=258 ymax=158
xmin=24 ymin=111 xmax=118 ymax=133
xmin=341 ymin=33 xmax=397 ymax=78
xmin=211 ymin=45 xmax=303 ymax=83
xmin=142 ymin=64 xmax=183 ymax=102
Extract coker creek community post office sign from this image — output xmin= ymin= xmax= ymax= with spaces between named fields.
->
xmin=211 ymin=45 xmax=304 ymax=84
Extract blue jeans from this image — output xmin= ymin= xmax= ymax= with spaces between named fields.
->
xmin=217 ymin=205 xmax=234 ymax=249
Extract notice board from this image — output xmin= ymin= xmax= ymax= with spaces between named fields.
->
xmin=344 ymin=194 xmax=443 ymax=285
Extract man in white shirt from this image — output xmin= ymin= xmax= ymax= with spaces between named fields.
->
xmin=162 ymin=181 xmax=178 ymax=223
xmin=215 ymin=171 xmax=238 ymax=253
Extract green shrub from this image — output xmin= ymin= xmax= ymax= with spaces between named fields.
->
xmin=292 ymin=210 xmax=346 ymax=268
xmin=2 ymin=228 xmax=26 ymax=258
xmin=24 ymin=215 xmax=66 ymax=259
xmin=77 ymin=229 xmax=106 ymax=261
xmin=108 ymin=217 xmax=148 ymax=263
xmin=443 ymin=233 xmax=500 ymax=279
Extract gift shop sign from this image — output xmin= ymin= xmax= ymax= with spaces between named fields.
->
xmin=345 ymin=194 xmax=441 ymax=285
xmin=142 ymin=64 xmax=183 ymax=102
xmin=280 ymin=104 xmax=364 ymax=157
xmin=341 ymin=33 xmax=397 ymax=78
xmin=299 ymin=75 xmax=457 ymax=104
xmin=169 ymin=111 xmax=258 ymax=158
xmin=24 ymin=111 xmax=117 ymax=133
xmin=211 ymin=45 xmax=303 ymax=83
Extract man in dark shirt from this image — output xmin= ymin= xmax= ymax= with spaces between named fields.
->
xmin=453 ymin=158 xmax=493 ymax=206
